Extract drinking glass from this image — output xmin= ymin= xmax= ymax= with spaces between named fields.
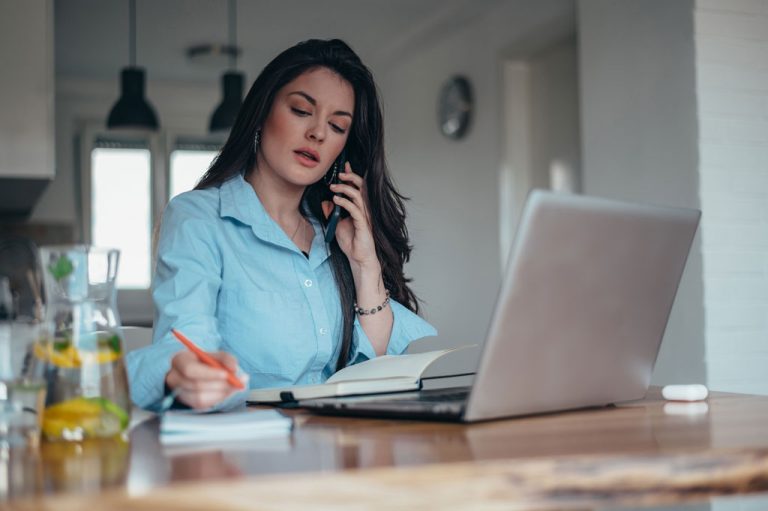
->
xmin=0 ymin=318 xmax=47 ymax=447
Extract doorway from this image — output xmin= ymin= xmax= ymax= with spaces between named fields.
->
xmin=499 ymin=36 xmax=582 ymax=267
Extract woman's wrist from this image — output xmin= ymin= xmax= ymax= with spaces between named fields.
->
xmin=350 ymin=257 xmax=382 ymax=284
xmin=351 ymin=260 xmax=388 ymax=306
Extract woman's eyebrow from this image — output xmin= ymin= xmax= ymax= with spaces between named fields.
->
xmin=288 ymin=91 xmax=352 ymax=118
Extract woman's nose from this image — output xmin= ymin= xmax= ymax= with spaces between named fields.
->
xmin=307 ymin=122 xmax=326 ymax=142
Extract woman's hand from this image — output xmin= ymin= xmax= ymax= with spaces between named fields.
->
xmin=323 ymin=162 xmax=378 ymax=270
xmin=323 ymin=162 xmax=393 ymax=356
xmin=165 ymin=350 xmax=247 ymax=410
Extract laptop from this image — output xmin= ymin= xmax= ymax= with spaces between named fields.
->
xmin=302 ymin=190 xmax=701 ymax=422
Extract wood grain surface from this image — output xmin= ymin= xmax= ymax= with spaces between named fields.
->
xmin=4 ymin=388 xmax=768 ymax=510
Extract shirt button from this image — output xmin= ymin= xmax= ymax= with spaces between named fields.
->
xmin=304 ymin=279 xmax=313 ymax=287
xmin=319 ymin=328 xmax=328 ymax=335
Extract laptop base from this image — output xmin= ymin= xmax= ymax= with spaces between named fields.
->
xmin=301 ymin=387 xmax=470 ymax=422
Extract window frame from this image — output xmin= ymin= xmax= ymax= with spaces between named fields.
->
xmin=78 ymin=122 xmax=223 ymax=326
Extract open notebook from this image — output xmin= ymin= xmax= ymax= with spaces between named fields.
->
xmin=247 ymin=347 xmax=469 ymax=404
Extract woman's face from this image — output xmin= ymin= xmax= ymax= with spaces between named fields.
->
xmin=257 ymin=67 xmax=355 ymax=188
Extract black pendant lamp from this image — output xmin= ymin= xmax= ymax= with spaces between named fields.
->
xmin=107 ymin=0 xmax=159 ymax=131
xmin=209 ymin=0 xmax=244 ymax=133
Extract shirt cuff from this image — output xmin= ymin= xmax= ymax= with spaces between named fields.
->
xmin=349 ymin=299 xmax=437 ymax=365
xmin=126 ymin=341 xmax=184 ymax=411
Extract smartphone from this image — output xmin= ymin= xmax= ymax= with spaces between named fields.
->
xmin=324 ymin=149 xmax=348 ymax=244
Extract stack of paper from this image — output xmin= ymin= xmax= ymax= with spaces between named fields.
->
xmin=159 ymin=409 xmax=293 ymax=445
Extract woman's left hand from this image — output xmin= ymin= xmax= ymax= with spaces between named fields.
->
xmin=322 ymin=162 xmax=378 ymax=269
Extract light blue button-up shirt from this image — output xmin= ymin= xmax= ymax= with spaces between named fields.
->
xmin=126 ymin=173 xmax=437 ymax=410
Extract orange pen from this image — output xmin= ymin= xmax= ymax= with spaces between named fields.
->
xmin=170 ymin=328 xmax=245 ymax=390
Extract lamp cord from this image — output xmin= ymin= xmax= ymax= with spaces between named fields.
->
xmin=129 ymin=0 xmax=136 ymax=67
xmin=228 ymin=0 xmax=237 ymax=71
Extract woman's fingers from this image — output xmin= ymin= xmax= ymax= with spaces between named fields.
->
xmin=177 ymin=389 xmax=232 ymax=410
xmin=214 ymin=351 xmax=239 ymax=373
xmin=172 ymin=372 xmax=233 ymax=392
xmin=338 ymin=162 xmax=364 ymax=187
xmin=172 ymin=376 xmax=237 ymax=409
xmin=332 ymin=195 xmax=367 ymax=225
xmin=330 ymin=190 xmax=371 ymax=231
xmin=337 ymin=166 xmax=367 ymax=202
xmin=213 ymin=351 xmax=250 ymax=388
xmin=167 ymin=350 xmax=244 ymax=409
xmin=179 ymin=360 xmax=229 ymax=381
xmin=329 ymin=183 xmax=365 ymax=209
xmin=172 ymin=350 xmax=236 ymax=381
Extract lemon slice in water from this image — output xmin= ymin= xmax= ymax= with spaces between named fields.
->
xmin=42 ymin=397 xmax=129 ymax=440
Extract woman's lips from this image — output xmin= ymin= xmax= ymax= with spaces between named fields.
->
xmin=294 ymin=151 xmax=320 ymax=168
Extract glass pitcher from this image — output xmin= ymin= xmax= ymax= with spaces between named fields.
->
xmin=35 ymin=246 xmax=131 ymax=441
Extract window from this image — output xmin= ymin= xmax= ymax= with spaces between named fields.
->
xmin=90 ymin=141 xmax=152 ymax=289
xmin=81 ymin=129 xmax=222 ymax=325
xmin=169 ymin=140 xmax=218 ymax=200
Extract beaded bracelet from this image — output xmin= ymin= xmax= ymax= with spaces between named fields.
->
xmin=354 ymin=290 xmax=390 ymax=316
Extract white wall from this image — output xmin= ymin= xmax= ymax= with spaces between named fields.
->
xmin=528 ymin=38 xmax=581 ymax=193
xmin=379 ymin=0 xmax=576 ymax=373
xmin=695 ymin=0 xmax=768 ymax=395
xmin=578 ymin=0 xmax=707 ymax=385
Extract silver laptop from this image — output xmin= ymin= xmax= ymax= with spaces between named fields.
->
xmin=302 ymin=190 xmax=701 ymax=422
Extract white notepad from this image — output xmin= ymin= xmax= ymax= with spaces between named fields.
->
xmin=159 ymin=409 xmax=293 ymax=445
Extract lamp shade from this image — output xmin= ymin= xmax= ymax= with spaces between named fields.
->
xmin=209 ymin=71 xmax=244 ymax=133
xmin=107 ymin=67 xmax=159 ymax=130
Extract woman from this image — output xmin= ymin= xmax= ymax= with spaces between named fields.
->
xmin=127 ymin=39 xmax=436 ymax=411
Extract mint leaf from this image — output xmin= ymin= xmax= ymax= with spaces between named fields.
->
xmin=48 ymin=255 xmax=74 ymax=282
xmin=106 ymin=334 xmax=121 ymax=354
xmin=53 ymin=340 xmax=70 ymax=352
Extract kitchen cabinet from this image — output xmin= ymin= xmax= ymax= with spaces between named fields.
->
xmin=0 ymin=0 xmax=54 ymax=217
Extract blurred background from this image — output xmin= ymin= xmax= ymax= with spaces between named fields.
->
xmin=1 ymin=0 xmax=766 ymax=395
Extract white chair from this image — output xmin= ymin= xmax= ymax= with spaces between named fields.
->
xmin=120 ymin=326 xmax=153 ymax=353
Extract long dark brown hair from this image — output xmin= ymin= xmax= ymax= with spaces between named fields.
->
xmin=195 ymin=39 xmax=420 ymax=370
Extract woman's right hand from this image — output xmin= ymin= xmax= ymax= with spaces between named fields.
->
xmin=165 ymin=350 xmax=246 ymax=409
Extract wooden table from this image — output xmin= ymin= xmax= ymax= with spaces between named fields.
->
xmin=4 ymin=388 xmax=768 ymax=510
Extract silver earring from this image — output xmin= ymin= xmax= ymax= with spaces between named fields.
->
xmin=254 ymin=129 xmax=261 ymax=150
xmin=324 ymin=161 xmax=339 ymax=185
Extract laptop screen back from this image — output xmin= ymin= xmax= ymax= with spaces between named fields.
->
xmin=464 ymin=191 xmax=700 ymax=421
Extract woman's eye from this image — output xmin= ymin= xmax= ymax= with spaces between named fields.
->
xmin=291 ymin=107 xmax=310 ymax=116
xmin=330 ymin=123 xmax=346 ymax=134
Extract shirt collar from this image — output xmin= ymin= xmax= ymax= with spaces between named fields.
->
xmin=219 ymin=172 xmax=271 ymax=228
xmin=219 ymin=172 xmax=331 ymax=265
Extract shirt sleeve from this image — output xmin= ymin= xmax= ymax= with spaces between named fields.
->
xmin=348 ymin=298 xmax=437 ymax=365
xmin=126 ymin=195 xmax=224 ymax=410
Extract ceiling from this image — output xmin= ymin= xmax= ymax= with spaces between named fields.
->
xmin=55 ymin=0 xmax=499 ymax=85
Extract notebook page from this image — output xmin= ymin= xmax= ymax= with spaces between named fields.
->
xmin=327 ymin=348 xmax=458 ymax=384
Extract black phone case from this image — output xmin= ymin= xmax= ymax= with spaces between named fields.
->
xmin=325 ymin=150 xmax=350 ymax=243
